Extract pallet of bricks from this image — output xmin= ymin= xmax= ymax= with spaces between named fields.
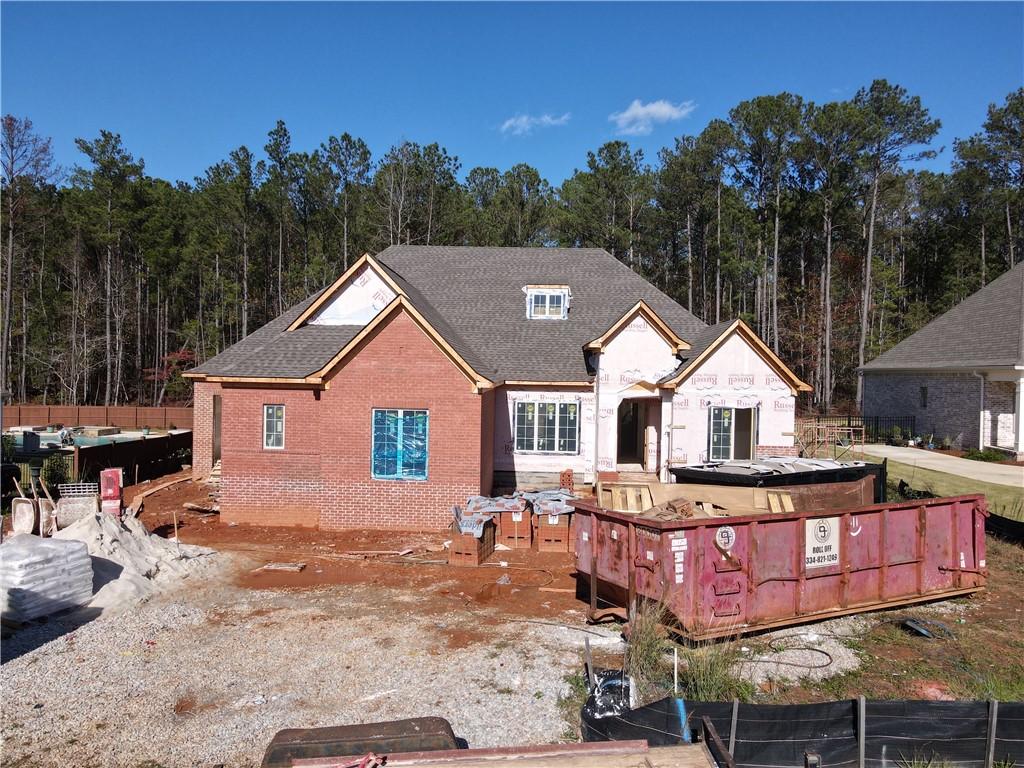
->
xmin=448 ymin=506 xmax=496 ymax=566
xmin=524 ymin=490 xmax=576 ymax=553
xmin=466 ymin=494 xmax=532 ymax=550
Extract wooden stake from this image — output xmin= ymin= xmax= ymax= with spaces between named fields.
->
xmin=172 ymin=508 xmax=181 ymax=557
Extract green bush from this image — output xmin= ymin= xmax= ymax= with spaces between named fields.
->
xmin=963 ymin=448 xmax=1008 ymax=463
xmin=41 ymin=455 xmax=69 ymax=488
xmin=1 ymin=434 xmax=14 ymax=462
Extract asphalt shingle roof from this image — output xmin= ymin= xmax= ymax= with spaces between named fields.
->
xmin=375 ymin=245 xmax=707 ymax=382
xmin=190 ymin=246 xmax=709 ymax=382
xmin=861 ymin=263 xmax=1024 ymax=371
xmin=190 ymin=291 xmax=363 ymax=378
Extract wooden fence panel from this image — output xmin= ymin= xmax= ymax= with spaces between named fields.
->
xmin=165 ymin=407 xmax=193 ymax=429
xmin=78 ymin=406 xmax=108 ymax=424
xmin=2 ymin=404 xmax=193 ymax=430
xmin=48 ymin=406 xmax=79 ymax=425
xmin=107 ymin=406 xmax=138 ymax=428
xmin=20 ymin=406 xmax=49 ymax=424
xmin=137 ymin=408 xmax=167 ymax=429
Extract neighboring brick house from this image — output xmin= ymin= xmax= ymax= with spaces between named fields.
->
xmin=861 ymin=262 xmax=1024 ymax=459
xmin=186 ymin=246 xmax=810 ymax=529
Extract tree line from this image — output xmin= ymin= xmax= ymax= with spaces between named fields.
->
xmin=1 ymin=81 xmax=1021 ymax=410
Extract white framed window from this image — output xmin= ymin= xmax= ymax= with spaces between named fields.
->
xmin=526 ymin=287 xmax=569 ymax=319
xmin=263 ymin=404 xmax=285 ymax=450
xmin=514 ymin=400 xmax=579 ymax=454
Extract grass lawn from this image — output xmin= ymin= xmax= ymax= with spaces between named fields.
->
xmin=855 ymin=452 xmax=1024 ymax=520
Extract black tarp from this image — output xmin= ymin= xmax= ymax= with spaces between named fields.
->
xmin=669 ymin=462 xmax=887 ymax=504
xmin=583 ymin=696 xmax=1024 ymax=768
xmin=985 ymin=513 xmax=1024 ymax=544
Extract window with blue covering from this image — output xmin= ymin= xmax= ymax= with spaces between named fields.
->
xmin=372 ymin=409 xmax=429 ymax=480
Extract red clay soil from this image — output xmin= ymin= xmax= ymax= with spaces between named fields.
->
xmin=136 ymin=476 xmax=583 ymax=622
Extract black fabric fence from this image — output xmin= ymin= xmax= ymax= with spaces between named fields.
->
xmin=583 ymin=696 xmax=1023 ymax=768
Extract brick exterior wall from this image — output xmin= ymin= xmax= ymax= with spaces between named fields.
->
xmin=862 ymin=372 xmax=982 ymax=449
xmin=756 ymin=444 xmax=800 ymax=458
xmin=207 ymin=309 xmax=484 ymax=531
xmin=191 ymin=381 xmax=222 ymax=480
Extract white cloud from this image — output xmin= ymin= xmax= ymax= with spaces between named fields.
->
xmin=500 ymin=112 xmax=571 ymax=136
xmin=608 ymin=99 xmax=697 ymax=136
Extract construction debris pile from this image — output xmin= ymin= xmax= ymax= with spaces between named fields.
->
xmin=54 ymin=513 xmax=216 ymax=612
xmin=2 ymin=464 xmax=218 ymax=621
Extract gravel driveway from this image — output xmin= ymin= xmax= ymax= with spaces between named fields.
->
xmin=1 ymin=553 xmax=613 ymax=767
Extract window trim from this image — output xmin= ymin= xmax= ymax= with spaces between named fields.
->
xmin=263 ymin=404 xmax=285 ymax=451
xmin=371 ymin=408 xmax=430 ymax=481
xmin=513 ymin=399 xmax=581 ymax=455
xmin=526 ymin=288 xmax=570 ymax=320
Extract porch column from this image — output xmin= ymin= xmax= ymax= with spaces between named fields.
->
xmin=1016 ymin=377 xmax=1024 ymax=455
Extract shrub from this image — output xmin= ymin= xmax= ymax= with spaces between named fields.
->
xmin=41 ymin=454 xmax=69 ymax=488
xmin=677 ymin=640 xmax=756 ymax=702
xmin=963 ymin=448 xmax=1008 ymax=463
xmin=626 ymin=599 xmax=671 ymax=702
xmin=1 ymin=434 xmax=14 ymax=462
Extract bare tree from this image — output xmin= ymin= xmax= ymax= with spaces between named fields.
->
xmin=1 ymin=115 xmax=57 ymax=401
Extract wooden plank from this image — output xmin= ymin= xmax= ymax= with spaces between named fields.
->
xmin=293 ymin=744 xmax=712 ymax=768
xmin=128 ymin=474 xmax=193 ymax=515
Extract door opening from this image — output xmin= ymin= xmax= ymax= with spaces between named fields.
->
xmin=709 ymin=406 xmax=755 ymax=461
xmin=616 ymin=400 xmax=645 ymax=467
xmin=212 ymin=395 xmax=222 ymax=463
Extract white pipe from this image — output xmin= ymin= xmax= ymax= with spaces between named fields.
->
xmin=972 ymin=371 xmax=985 ymax=450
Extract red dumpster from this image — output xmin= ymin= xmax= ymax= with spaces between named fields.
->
xmin=572 ymin=494 xmax=988 ymax=640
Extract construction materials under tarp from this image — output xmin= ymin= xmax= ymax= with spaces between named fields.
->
xmin=0 ymin=534 xmax=94 ymax=621
xmin=449 ymin=507 xmax=497 ymax=567
xmin=466 ymin=489 xmax=578 ymax=553
xmin=572 ymin=492 xmax=988 ymax=640
xmin=669 ymin=456 xmax=888 ymax=503
xmin=596 ymin=477 xmax=875 ymax=517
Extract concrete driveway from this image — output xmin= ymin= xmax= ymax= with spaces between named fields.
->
xmin=866 ymin=444 xmax=1024 ymax=488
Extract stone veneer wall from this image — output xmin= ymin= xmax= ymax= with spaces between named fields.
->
xmin=983 ymin=380 xmax=1017 ymax=450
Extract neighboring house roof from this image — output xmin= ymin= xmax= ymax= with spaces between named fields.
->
xmin=189 ymin=246 xmax=804 ymax=390
xmin=861 ymin=263 xmax=1024 ymax=372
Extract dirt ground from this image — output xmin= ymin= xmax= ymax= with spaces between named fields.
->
xmin=132 ymin=474 xmax=1024 ymax=700
xmin=1 ymin=476 xmax=617 ymax=767
xmin=134 ymin=477 xmax=583 ymax=625
xmin=767 ymin=534 xmax=1024 ymax=703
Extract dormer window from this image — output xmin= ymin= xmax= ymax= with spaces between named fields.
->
xmin=526 ymin=286 xmax=570 ymax=320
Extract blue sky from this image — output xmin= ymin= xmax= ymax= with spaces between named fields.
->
xmin=2 ymin=2 xmax=1022 ymax=185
